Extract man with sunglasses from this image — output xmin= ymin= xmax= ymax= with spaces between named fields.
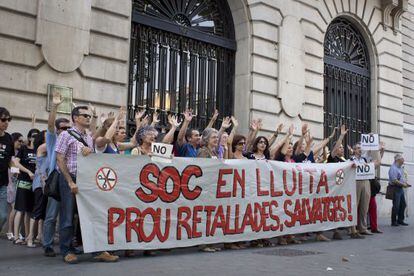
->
xmin=43 ymin=92 xmax=71 ymax=257
xmin=0 ymin=107 xmax=14 ymax=232
xmin=55 ymin=105 xmax=118 ymax=264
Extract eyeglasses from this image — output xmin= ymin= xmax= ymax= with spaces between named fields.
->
xmin=258 ymin=140 xmax=267 ymax=145
xmin=237 ymin=142 xmax=246 ymax=146
xmin=30 ymin=135 xmax=38 ymax=139
xmin=0 ymin=117 xmax=11 ymax=122
xmin=78 ymin=114 xmax=91 ymax=119
xmin=59 ymin=126 xmax=70 ymax=131
xmin=17 ymin=139 xmax=24 ymax=143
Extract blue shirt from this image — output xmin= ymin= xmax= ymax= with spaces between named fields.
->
xmin=32 ymin=155 xmax=48 ymax=191
xmin=178 ymin=143 xmax=198 ymax=157
xmin=389 ymin=163 xmax=405 ymax=185
xmin=46 ymin=130 xmax=57 ymax=176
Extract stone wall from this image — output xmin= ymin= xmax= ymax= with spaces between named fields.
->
xmin=0 ymin=0 xmax=131 ymax=132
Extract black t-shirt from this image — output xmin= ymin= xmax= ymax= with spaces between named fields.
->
xmin=16 ymin=146 xmax=36 ymax=182
xmin=327 ymin=154 xmax=346 ymax=163
xmin=0 ymin=132 xmax=14 ymax=186
xmin=293 ymin=151 xmax=315 ymax=163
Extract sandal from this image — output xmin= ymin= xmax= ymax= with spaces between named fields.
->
xmin=200 ymin=246 xmax=216 ymax=253
xmin=13 ymin=239 xmax=26 ymax=245
xmin=27 ymin=241 xmax=36 ymax=248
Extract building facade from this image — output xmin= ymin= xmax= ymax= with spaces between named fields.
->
xmin=0 ymin=0 xmax=413 ymax=215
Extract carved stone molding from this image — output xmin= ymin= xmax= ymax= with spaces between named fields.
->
xmin=35 ymin=0 xmax=91 ymax=73
xmin=382 ymin=0 xmax=408 ymax=33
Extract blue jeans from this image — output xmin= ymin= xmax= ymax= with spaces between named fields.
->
xmin=0 ymin=186 xmax=8 ymax=231
xmin=392 ymin=187 xmax=406 ymax=224
xmin=43 ymin=197 xmax=60 ymax=249
xmin=58 ymin=173 xmax=76 ymax=257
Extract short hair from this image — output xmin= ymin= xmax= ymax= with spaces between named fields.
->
xmin=0 ymin=107 xmax=10 ymax=118
xmin=353 ymin=142 xmax=361 ymax=150
xmin=55 ymin=118 xmax=70 ymax=130
xmin=118 ymin=126 xmax=126 ymax=130
xmin=394 ymin=153 xmax=404 ymax=161
xmin=232 ymin=134 xmax=246 ymax=153
xmin=71 ymin=105 xmax=89 ymax=122
xmin=185 ymin=128 xmax=198 ymax=141
xmin=135 ymin=125 xmax=158 ymax=145
xmin=201 ymin=128 xmax=218 ymax=145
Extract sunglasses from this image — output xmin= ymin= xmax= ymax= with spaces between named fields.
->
xmin=78 ymin=114 xmax=92 ymax=119
xmin=258 ymin=140 xmax=267 ymax=145
xmin=59 ymin=126 xmax=70 ymax=131
xmin=17 ymin=139 xmax=24 ymax=143
xmin=0 ymin=117 xmax=12 ymax=122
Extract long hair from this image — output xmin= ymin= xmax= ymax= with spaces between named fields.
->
xmin=251 ymin=136 xmax=270 ymax=159
xmin=33 ymin=130 xmax=46 ymax=152
xmin=232 ymin=134 xmax=246 ymax=153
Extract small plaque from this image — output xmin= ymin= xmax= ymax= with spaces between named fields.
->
xmin=47 ymin=84 xmax=73 ymax=114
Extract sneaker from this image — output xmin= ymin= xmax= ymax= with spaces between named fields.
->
xmin=64 ymin=253 xmax=79 ymax=264
xmin=200 ymin=247 xmax=216 ymax=253
xmin=44 ymin=247 xmax=56 ymax=257
xmin=371 ymin=229 xmax=383 ymax=234
xmin=93 ymin=251 xmax=119 ymax=262
xmin=315 ymin=234 xmax=330 ymax=242
xmin=6 ymin=233 xmax=14 ymax=241
xmin=350 ymin=233 xmax=365 ymax=239
xmin=332 ymin=231 xmax=343 ymax=240
xmin=398 ymin=222 xmax=409 ymax=226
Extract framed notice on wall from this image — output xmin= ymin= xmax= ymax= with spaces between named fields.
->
xmin=47 ymin=84 xmax=73 ymax=114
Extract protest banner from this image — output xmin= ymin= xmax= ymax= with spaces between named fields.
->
xmin=76 ymin=154 xmax=357 ymax=253
xmin=361 ymin=134 xmax=379 ymax=150
xmin=355 ymin=163 xmax=376 ymax=180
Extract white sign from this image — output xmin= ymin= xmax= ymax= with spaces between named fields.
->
xmin=356 ymin=163 xmax=375 ymax=180
xmin=76 ymin=155 xmax=357 ymax=253
xmin=151 ymin=142 xmax=173 ymax=158
xmin=361 ymin=134 xmax=379 ymax=150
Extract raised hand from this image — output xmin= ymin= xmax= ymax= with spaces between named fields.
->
xmin=250 ymin=119 xmax=258 ymax=131
xmin=329 ymin=127 xmax=338 ymax=139
xmin=305 ymin=131 xmax=313 ymax=145
xmin=107 ymin=111 xmax=115 ymax=119
xmin=183 ymin=109 xmax=194 ymax=122
xmin=221 ymin=116 xmax=232 ymax=129
xmin=135 ymin=109 xmax=146 ymax=122
xmin=231 ymin=116 xmax=239 ymax=128
xmin=379 ymin=141 xmax=385 ymax=152
xmin=276 ymin=123 xmax=284 ymax=134
xmin=152 ymin=111 xmax=160 ymax=125
xmin=88 ymin=103 xmax=97 ymax=117
xmin=340 ymin=124 xmax=348 ymax=136
xmin=117 ymin=106 xmax=127 ymax=121
xmin=288 ymin=124 xmax=295 ymax=136
xmin=257 ymin=118 xmax=263 ymax=130
xmin=52 ymin=91 xmax=64 ymax=106
xmin=168 ymin=114 xmax=181 ymax=128
xmin=212 ymin=109 xmax=219 ymax=120
xmin=301 ymin=123 xmax=308 ymax=135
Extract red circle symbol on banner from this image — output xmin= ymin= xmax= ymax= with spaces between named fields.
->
xmin=335 ymin=169 xmax=345 ymax=185
xmin=95 ymin=167 xmax=118 ymax=191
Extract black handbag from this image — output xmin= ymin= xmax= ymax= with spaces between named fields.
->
xmin=385 ymin=185 xmax=395 ymax=200
xmin=370 ymin=177 xmax=381 ymax=197
xmin=44 ymin=169 xmax=61 ymax=201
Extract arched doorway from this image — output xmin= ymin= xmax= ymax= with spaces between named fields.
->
xmin=324 ymin=18 xmax=371 ymax=151
xmin=128 ymin=0 xmax=236 ymax=133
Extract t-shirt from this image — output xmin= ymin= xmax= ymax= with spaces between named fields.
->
xmin=178 ymin=143 xmax=198 ymax=157
xmin=294 ymin=151 xmax=315 ymax=163
xmin=245 ymin=152 xmax=267 ymax=160
xmin=16 ymin=146 xmax=37 ymax=182
xmin=0 ymin=132 xmax=13 ymax=186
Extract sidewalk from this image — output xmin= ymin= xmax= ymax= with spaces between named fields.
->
xmin=1 ymin=218 xmax=414 ymax=276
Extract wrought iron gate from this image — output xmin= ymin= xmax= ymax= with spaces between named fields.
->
xmin=324 ymin=18 xmax=371 ymax=151
xmin=128 ymin=0 xmax=236 ymax=133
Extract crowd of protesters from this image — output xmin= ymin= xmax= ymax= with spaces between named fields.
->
xmin=0 ymin=91 xmax=410 ymax=264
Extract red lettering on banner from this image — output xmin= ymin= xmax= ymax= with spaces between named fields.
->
xmin=136 ymin=164 xmax=203 ymax=203
xmin=233 ymin=169 xmax=246 ymax=198
xmin=256 ymin=168 xmax=269 ymax=196
xmin=316 ymin=170 xmax=329 ymax=194
xmin=126 ymin=207 xmax=141 ymax=242
xmin=204 ymin=206 xmax=216 ymax=237
xmin=283 ymin=169 xmax=297 ymax=196
xmin=177 ymin=206 xmax=191 ymax=240
xmin=108 ymin=208 xmax=125 ymax=244
xmin=270 ymin=170 xmax=283 ymax=197
xmin=216 ymin=169 xmax=233 ymax=198
xmin=192 ymin=205 xmax=203 ymax=238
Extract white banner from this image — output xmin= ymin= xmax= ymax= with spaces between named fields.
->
xmin=76 ymin=155 xmax=357 ymax=253
xmin=356 ymin=163 xmax=376 ymax=180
